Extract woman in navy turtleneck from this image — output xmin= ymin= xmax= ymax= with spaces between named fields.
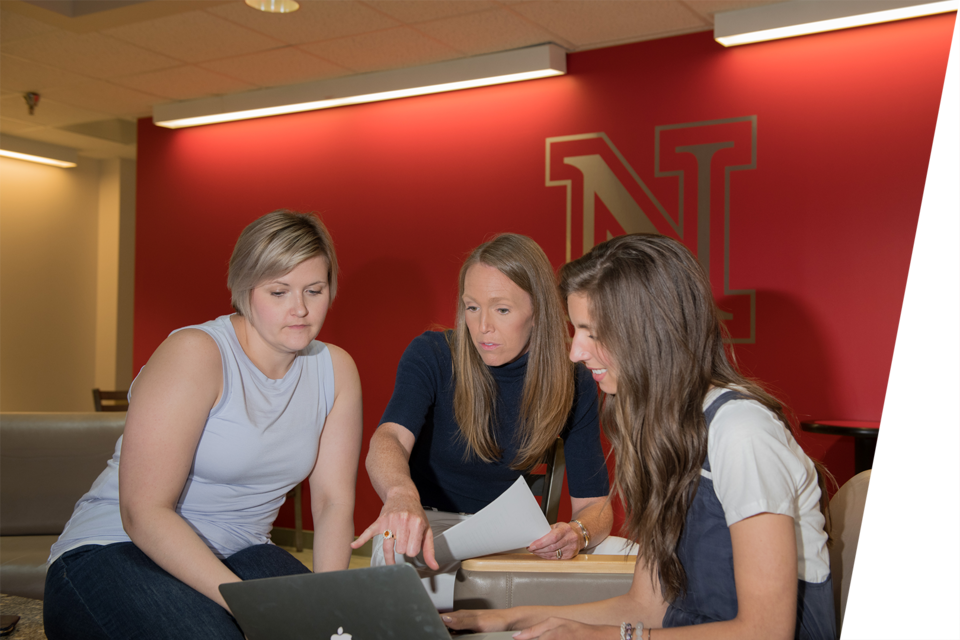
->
xmin=352 ymin=233 xmax=614 ymax=608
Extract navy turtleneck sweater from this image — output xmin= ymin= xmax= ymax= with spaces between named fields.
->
xmin=380 ymin=330 xmax=609 ymax=514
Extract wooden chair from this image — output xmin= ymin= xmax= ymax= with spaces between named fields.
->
xmin=829 ymin=469 xmax=871 ymax=635
xmin=524 ymin=438 xmax=565 ymax=524
xmin=288 ymin=483 xmax=304 ymax=552
xmin=92 ymin=389 xmax=129 ymax=412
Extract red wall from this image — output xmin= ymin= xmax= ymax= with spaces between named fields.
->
xmin=134 ymin=14 xmax=954 ymax=533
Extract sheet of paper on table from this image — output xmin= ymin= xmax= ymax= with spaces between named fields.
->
xmin=431 ymin=476 xmax=552 ymax=567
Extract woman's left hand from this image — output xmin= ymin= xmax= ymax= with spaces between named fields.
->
xmin=527 ymin=522 xmax=582 ymax=560
xmin=513 ymin=618 xmax=616 ymax=639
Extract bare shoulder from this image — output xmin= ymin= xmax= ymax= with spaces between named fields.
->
xmin=324 ymin=343 xmax=360 ymax=384
xmin=156 ymin=327 xmax=219 ymax=356
xmin=134 ymin=329 xmax=222 ymax=401
xmin=122 ymin=328 xmax=225 ymax=437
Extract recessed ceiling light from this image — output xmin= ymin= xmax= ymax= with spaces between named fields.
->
xmin=244 ymin=0 xmax=299 ymax=14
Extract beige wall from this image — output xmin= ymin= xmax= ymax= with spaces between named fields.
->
xmin=0 ymin=155 xmax=135 ymax=411
xmin=95 ymin=158 xmax=137 ymax=399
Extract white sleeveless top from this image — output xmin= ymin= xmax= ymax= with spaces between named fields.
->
xmin=49 ymin=314 xmax=335 ymax=562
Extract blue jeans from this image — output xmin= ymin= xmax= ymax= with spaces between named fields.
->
xmin=43 ymin=542 xmax=310 ymax=640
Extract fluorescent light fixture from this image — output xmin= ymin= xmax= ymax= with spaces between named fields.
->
xmin=0 ymin=134 xmax=78 ymax=168
xmin=715 ymin=0 xmax=958 ymax=47
xmin=153 ymin=44 xmax=566 ymax=129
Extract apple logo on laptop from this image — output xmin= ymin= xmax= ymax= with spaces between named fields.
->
xmin=331 ymin=627 xmax=351 ymax=640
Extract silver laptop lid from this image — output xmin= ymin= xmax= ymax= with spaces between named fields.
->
xmin=219 ymin=564 xmax=515 ymax=640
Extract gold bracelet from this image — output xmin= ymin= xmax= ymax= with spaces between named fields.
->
xmin=572 ymin=519 xmax=590 ymax=550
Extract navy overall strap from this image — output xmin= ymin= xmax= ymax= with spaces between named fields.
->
xmin=662 ymin=389 xmax=749 ymax=628
xmin=666 ymin=388 xmax=836 ymax=640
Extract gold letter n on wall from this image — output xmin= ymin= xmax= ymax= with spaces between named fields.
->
xmin=546 ymin=116 xmax=758 ymax=343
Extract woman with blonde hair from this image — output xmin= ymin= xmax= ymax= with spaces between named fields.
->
xmin=444 ymin=233 xmax=835 ymax=639
xmin=44 ymin=210 xmax=363 ymax=640
xmin=353 ymin=233 xmax=613 ymax=608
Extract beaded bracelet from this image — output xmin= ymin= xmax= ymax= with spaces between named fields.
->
xmin=620 ymin=622 xmax=643 ymax=640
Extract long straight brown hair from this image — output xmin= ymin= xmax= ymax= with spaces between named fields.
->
xmin=451 ymin=234 xmax=575 ymax=470
xmin=560 ymin=234 xmax=830 ymax=602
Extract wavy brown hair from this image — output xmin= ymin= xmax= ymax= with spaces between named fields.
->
xmin=451 ymin=234 xmax=575 ymax=470
xmin=560 ymin=234 xmax=830 ymax=602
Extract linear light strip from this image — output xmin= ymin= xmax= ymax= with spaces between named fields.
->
xmin=158 ymin=70 xmax=561 ymax=129
xmin=715 ymin=0 xmax=958 ymax=47
xmin=154 ymin=44 xmax=566 ymax=129
xmin=0 ymin=135 xmax=78 ymax=168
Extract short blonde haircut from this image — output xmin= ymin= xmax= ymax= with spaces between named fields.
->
xmin=227 ymin=210 xmax=338 ymax=317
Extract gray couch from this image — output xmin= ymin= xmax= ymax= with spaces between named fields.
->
xmin=0 ymin=412 xmax=125 ymax=600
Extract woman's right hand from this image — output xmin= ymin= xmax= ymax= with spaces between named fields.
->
xmin=355 ymin=423 xmax=439 ymax=569
xmin=351 ymin=489 xmax=438 ymax=569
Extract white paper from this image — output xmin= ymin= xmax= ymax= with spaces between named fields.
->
xmin=431 ymin=476 xmax=552 ymax=566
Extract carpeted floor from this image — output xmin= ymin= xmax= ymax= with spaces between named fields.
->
xmin=1 ymin=594 xmax=45 ymax=640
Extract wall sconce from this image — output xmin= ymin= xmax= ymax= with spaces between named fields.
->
xmin=153 ymin=44 xmax=566 ymax=129
xmin=715 ymin=0 xmax=958 ymax=47
xmin=0 ymin=134 xmax=78 ymax=168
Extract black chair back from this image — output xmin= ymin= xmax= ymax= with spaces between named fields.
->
xmin=524 ymin=438 xmax=565 ymax=524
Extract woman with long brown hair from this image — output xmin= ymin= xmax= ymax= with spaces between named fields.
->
xmin=444 ymin=233 xmax=835 ymax=639
xmin=353 ymin=233 xmax=614 ymax=609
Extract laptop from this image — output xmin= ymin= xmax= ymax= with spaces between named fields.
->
xmin=220 ymin=564 xmax=518 ymax=640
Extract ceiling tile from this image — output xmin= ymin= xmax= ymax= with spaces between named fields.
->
xmin=0 ymin=0 xmax=786 ymax=154
xmin=0 ymin=115 xmax=47 ymax=135
xmin=0 ymin=92 xmax=113 ymax=127
xmin=414 ymin=8 xmax=565 ymax=56
xmin=362 ymin=1 xmax=496 ymax=24
xmin=199 ymin=46 xmax=350 ymax=88
xmin=1 ymin=30 xmax=181 ymax=79
xmin=41 ymin=78 xmax=159 ymax=119
xmin=511 ymin=1 xmax=709 ymax=50
xmin=299 ymin=26 xmax=461 ymax=73
xmin=103 ymin=10 xmax=286 ymax=63
xmin=0 ymin=53 xmax=90 ymax=93
xmin=113 ymin=65 xmax=257 ymax=101
xmin=0 ymin=7 xmax=59 ymax=44
xmin=682 ymin=0 xmax=790 ymax=23
xmin=207 ymin=1 xmax=400 ymax=45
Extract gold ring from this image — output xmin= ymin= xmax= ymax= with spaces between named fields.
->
xmin=383 ymin=530 xmax=393 ymax=540
xmin=556 ymin=549 xmax=562 ymax=560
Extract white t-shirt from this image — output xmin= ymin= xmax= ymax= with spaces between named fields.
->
xmin=703 ymin=387 xmax=831 ymax=583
